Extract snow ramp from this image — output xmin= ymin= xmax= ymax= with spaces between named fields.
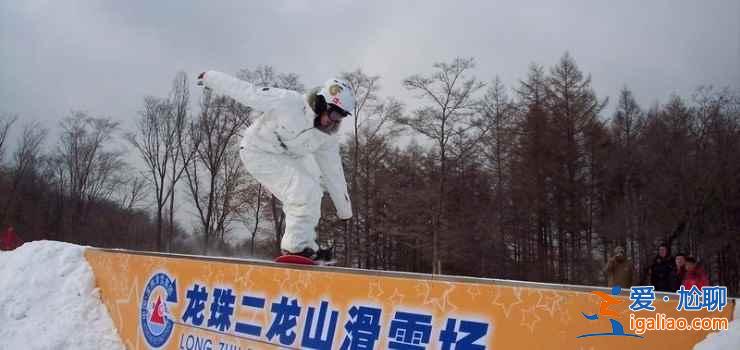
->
xmin=85 ymin=248 xmax=736 ymax=350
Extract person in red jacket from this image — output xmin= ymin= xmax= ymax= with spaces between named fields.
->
xmin=682 ymin=257 xmax=709 ymax=290
xmin=0 ymin=226 xmax=24 ymax=251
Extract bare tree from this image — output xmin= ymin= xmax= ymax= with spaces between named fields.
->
xmin=478 ymin=77 xmax=516 ymax=275
xmin=546 ymin=52 xmax=607 ymax=281
xmin=355 ymin=99 xmax=404 ymax=268
xmin=126 ymin=72 xmax=193 ymax=252
xmin=340 ymin=69 xmax=381 ymax=265
xmin=116 ymin=174 xmax=149 ymax=211
xmin=608 ymin=87 xmax=646 ymax=260
xmin=215 ymin=142 xmax=248 ymax=244
xmin=183 ymin=91 xmax=250 ymax=253
xmin=398 ymin=57 xmax=485 ymax=274
xmin=511 ymin=63 xmax=553 ymax=280
xmin=166 ymin=72 xmax=193 ymax=251
xmin=54 ymin=111 xmax=123 ymax=237
xmin=2 ymin=122 xmax=48 ymax=223
xmin=237 ymin=65 xmax=305 ymax=92
xmin=127 ymin=97 xmax=176 ymax=251
xmin=235 ymin=180 xmax=268 ymax=254
xmin=0 ymin=113 xmax=19 ymax=164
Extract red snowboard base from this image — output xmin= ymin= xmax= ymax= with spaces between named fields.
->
xmin=274 ymin=254 xmax=317 ymax=265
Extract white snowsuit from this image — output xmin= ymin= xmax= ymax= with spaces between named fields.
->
xmin=200 ymin=71 xmax=352 ymax=254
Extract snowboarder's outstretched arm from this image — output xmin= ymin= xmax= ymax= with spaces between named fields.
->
xmin=197 ymin=70 xmax=300 ymax=112
xmin=314 ymin=140 xmax=352 ymax=220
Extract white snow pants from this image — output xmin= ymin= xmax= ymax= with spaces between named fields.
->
xmin=240 ymin=146 xmax=321 ymax=254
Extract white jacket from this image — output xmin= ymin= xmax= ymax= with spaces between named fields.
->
xmin=201 ymin=71 xmax=352 ymax=219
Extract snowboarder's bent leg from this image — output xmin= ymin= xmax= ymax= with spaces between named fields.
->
xmin=240 ymin=148 xmax=321 ymax=254
xmin=280 ymin=176 xmax=321 ymax=254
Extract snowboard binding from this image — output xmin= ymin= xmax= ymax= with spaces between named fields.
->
xmin=276 ymin=240 xmax=336 ymax=266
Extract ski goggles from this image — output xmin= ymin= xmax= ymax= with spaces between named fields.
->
xmin=327 ymin=105 xmax=349 ymax=122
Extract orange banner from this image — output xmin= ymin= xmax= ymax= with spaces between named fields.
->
xmin=85 ymin=249 xmax=735 ymax=350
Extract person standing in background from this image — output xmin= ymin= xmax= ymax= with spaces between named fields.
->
xmin=671 ymin=252 xmax=688 ymax=291
xmin=682 ymin=257 xmax=709 ymax=289
xmin=648 ymin=243 xmax=674 ymax=292
xmin=0 ymin=226 xmax=24 ymax=251
xmin=606 ymin=246 xmax=634 ymax=288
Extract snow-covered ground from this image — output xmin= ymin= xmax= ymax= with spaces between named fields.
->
xmin=694 ymin=301 xmax=740 ymax=350
xmin=0 ymin=241 xmax=124 ymax=350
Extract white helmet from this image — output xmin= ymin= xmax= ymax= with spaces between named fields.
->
xmin=317 ymin=78 xmax=355 ymax=115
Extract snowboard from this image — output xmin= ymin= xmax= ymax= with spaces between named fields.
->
xmin=274 ymin=254 xmax=317 ymax=265
xmin=274 ymin=242 xmax=336 ymax=266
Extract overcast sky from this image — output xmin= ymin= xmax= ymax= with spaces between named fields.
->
xmin=2 ymin=0 xmax=739 ymax=130
xmin=1 ymin=0 xmax=738 ymax=239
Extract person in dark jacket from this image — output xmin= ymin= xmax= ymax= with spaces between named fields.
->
xmin=648 ymin=243 xmax=674 ymax=292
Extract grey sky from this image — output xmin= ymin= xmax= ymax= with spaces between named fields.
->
xmin=2 ymin=0 xmax=739 ymax=129
xmin=1 ymin=0 xmax=738 ymax=240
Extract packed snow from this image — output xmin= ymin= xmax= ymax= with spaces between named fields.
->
xmin=0 ymin=241 xmax=124 ymax=350
xmin=693 ymin=298 xmax=740 ymax=350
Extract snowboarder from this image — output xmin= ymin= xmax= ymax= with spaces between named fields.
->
xmin=196 ymin=71 xmax=354 ymax=261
